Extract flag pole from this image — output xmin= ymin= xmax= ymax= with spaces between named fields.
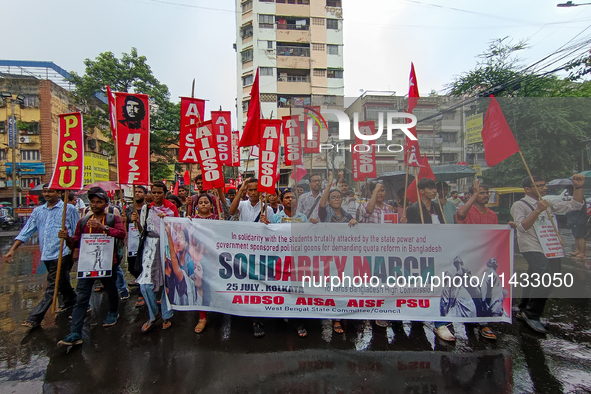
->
xmin=188 ymin=79 xmax=196 ymax=217
xmin=519 ymin=151 xmax=563 ymax=246
xmin=414 ymin=167 xmax=424 ymax=224
xmin=51 ymin=189 xmax=69 ymax=314
xmin=402 ymin=165 xmax=410 ymax=220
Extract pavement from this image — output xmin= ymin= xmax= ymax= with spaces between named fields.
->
xmin=0 ymin=229 xmax=590 ymax=393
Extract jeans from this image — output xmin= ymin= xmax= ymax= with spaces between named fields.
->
xmin=116 ymin=265 xmax=127 ymax=293
xmin=140 ymin=284 xmax=173 ymax=321
xmin=434 ymin=322 xmax=449 ymax=328
xmin=519 ymin=252 xmax=560 ymax=320
xmin=27 ymin=255 xmax=77 ymax=325
xmin=70 ymin=274 xmax=119 ymax=335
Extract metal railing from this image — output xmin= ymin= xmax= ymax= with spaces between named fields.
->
xmin=277 ymin=46 xmax=310 ymax=57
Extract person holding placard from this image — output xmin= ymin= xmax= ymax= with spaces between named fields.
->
xmin=57 ymin=187 xmax=125 ymax=346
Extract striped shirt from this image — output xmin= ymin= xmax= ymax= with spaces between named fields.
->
xmin=16 ymin=200 xmax=80 ymax=260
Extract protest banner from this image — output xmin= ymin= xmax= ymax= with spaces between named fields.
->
xmin=352 ymin=120 xmax=377 ymax=181
xmin=115 ymin=93 xmax=150 ymax=185
xmin=49 ymin=112 xmax=85 ymax=190
xmin=77 ymin=233 xmax=115 ymax=278
xmin=179 ymin=97 xmax=205 ymax=163
xmin=212 ymin=111 xmax=233 ymax=166
xmin=127 ymin=223 xmax=140 ymax=257
xmin=161 ymin=219 xmax=514 ymax=323
xmin=282 ymin=115 xmax=303 ymax=166
xmin=194 ymin=120 xmax=225 ymax=190
xmin=304 ymin=106 xmax=322 ymax=154
xmin=258 ymin=119 xmax=282 ymax=193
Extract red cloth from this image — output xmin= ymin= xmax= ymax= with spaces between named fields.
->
xmin=481 ymin=96 xmax=520 ymax=167
xmin=406 ymin=155 xmax=435 ymax=204
xmin=408 ymin=63 xmax=419 ymax=113
xmin=239 ymin=68 xmax=261 ymax=147
xmin=106 ymin=85 xmax=117 ymax=141
xmin=456 ymin=205 xmax=498 ymax=225
xmin=183 ymin=171 xmax=190 ymax=186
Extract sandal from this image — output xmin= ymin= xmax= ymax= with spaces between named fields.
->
xmin=194 ymin=318 xmax=207 ymax=333
xmin=333 ymin=321 xmax=344 ymax=334
xmin=141 ymin=319 xmax=157 ymax=333
xmin=297 ymin=327 xmax=308 ymax=338
xmin=94 ymin=284 xmax=104 ymax=292
xmin=480 ymin=326 xmax=497 ymax=340
xmin=22 ymin=321 xmax=40 ymax=329
xmin=134 ymin=298 xmax=145 ymax=308
xmin=253 ymin=322 xmax=265 ymax=338
xmin=162 ymin=319 xmax=172 ymax=330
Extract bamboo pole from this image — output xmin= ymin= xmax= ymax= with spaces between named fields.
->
xmin=51 ymin=190 xmax=69 ymax=314
xmin=519 ymin=151 xmax=563 ymax=246
xmin=213 ymin=188 xmax=224 ymax=220
xmin=402 ymin=165 xmax=410 ymax=220
xmin=415 ymin=167 xmax=424 ymax=224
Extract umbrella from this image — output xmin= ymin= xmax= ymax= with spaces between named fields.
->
xmin=548 ymin=178 xmax=573 ymax=187
xmin=376 ymin=171 xmax=415 ymax=201
xmin=29 ymin=184 xmax=45 ymax=196
xmin=431 ymin=164 xmax=476 ymax=182
xmin=83 ymin=181 xmax=120 ymax=192
xmin=0 ymin=201 xmax=12 ymax=205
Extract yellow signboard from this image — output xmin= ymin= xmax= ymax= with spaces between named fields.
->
xmin=84 ymin=152 xmax=110 ymax=184
xmin=466 ymin=114 xmax=483 ymax=145
xmin=470 ymin=164 xmax=482 ymax=176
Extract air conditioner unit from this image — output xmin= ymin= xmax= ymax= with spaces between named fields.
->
xmin=19 ymin=136 xmax=32 ymax=143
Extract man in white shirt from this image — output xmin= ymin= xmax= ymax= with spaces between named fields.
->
xmin=297 ymin=173 xmax=323 ymax=223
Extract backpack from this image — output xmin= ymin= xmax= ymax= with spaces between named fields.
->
xmin=79 ymin=213 xmax=124 ymax=265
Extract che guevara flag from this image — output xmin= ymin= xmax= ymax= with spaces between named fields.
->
xmin=115 ymin=93 xmax=150 ymax=185
xmin=481 ymin=96 xmax=520 ymax=167
xmin=49 ymin=112 xmax=85 ymax=190
xmin=406 ymin=154 xmax=435 ymax=204
xmin=239 ymin=68 xmax=261 ymax=147
xmin=405 ymin=63 xmax=422 ymax=167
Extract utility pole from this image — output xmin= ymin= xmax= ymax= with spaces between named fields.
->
xmin=10 ymin=99 xmax=17 ymax=208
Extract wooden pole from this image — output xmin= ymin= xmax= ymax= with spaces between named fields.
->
xmin=213 ymin=189 xmax=224 ymax=220
xmin=519 ymin=151 xmax=563 ymax=246
xmin=437 ymin=197 xmax=447 ymax=224
xmin=51 ymin=190 xmax=69 ymax=314
xmin=415 ymin=167 xmax=424 ymax=224
xmin=402 ymin=165 xmax=410 ymax=220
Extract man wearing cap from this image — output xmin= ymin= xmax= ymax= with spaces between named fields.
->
xmin=57 ymin=187 xmax=126 ymax=346
xmin=4 ymin=184 xmax=80 ymax=328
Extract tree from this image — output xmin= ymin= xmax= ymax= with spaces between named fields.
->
xmin=68 ymin=48 xmax=179 ymax=181
xmin=447 ymin=38 xmax=591 ymax=186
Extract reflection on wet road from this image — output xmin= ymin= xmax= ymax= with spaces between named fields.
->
xmin=0 ymin=232 xmax=590 ymax=393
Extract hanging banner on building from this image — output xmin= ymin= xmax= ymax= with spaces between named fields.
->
xmin=84 ymin=152 xmax=110 ymax=184
xmin=49 ymin=112 xmax=85 ymax=190
xmin=77 ymin=233 xmax=114 ymax=278
xmin=115 ymin=93 xmax=150 ymax=185
xmin=466 ymin=113 xmax=484 ymax=145
xmin=352 ymin=121 xmax=377 ymax=181
xmin=231 ymin=130 xmax=241 ymax=167
xmin=258 ymin=119 xmax=282 ymax=193
xmin=211 ymin=111 xmax=233 ymax=166
xmin=304 ymin=106 xmax=322 ymax=154
xmin=179 ymin=97 xmax=205 ymax=163
xmin=195 ymin=120 xmax=225 ymax=190
xmin=282 ymin=115 xmax=303 ymax=166
xmin=161 ymin=219 xmax=514 ymax=323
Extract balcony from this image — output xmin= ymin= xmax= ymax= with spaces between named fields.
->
xmin=277 ymin=74 xmax=311 ymax=94
xmin=277 ymin=45 xmax=310 ymax=69
xmin=277 ymin=45 xmax=310 ymax=57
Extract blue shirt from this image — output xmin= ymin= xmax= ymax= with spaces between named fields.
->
xmin=271 ymin=210 xmax=309 ymax=223
xmin=16 ymin=200 xmax=80 ymax=260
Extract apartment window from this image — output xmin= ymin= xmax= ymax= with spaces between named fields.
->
xmin=327 ymin=69 xmax=343 ymax=78
xmin=442 ymin=153 xmax=456 ymax=163
xmin=327 ymin=19 xmax=339 ymax=29
xmin=442 ymin=132 xmax=457 ymax=142
xmin=242 ymin=100 xmax=250 ymax=113
xmin=259 ymin=0 xmax=274 ymax=2
xmin=327 ymin=44 xmax=339 ymax=55
xmin=312 ymin=43 xmax=325 ymax=51
xmin=267 ymin=40 xmax=273 ymax=49
xmin=297 ymin=0 xmax=310 ymax=4
xmin=443 ymin=112 xmax=456 ymax=120
xmin=259 ymin=14 xmax=275 ymax=28
xmin=277 ymin=45 xmax=310 ymax=57
xmin=242 ymin=74 xmax=254 ymax=86
xmin=313 ymin=69 xmax=326 ymax=77
xmin=241 ymin=0 xmax=253 ymax=12
xmin=326 ymin=0 xmax=341 ymax=6
xmin=0 ymin=150 xmax=6 ymax=160
xmin=311 ymin=17 xmax=325 ymax=26
xmin=241 ymin=23 xmax=253 ymax=38
xmin=260 ymin=67 xmax=274 ymax=76
xmin=22 ymin=178 xmax=41 ymax=188
xmin=21 ymin=150 xmax=40 ymax=161
xmin=241 ymin=48 xmax=253 ymax=63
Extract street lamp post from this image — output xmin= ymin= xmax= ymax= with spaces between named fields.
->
xmin=557 ymin=1 xmax=591 ymax=6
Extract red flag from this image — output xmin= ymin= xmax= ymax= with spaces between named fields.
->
xmin=183 ymin=170 xmax=190 ymax=186
xmin=179 ymin=97 xmax=205 ymax=163
xmin=405 ymin=63 xmax=422 ymax=167
xmin=49 ymin=112 xmax=85 ymax=190
xmin=258 ymin=119 xmax=282 ymax=193
xmin=290 ymin=164 xmax=307 ymax=183
xmin=406 ymin=155 xmax=435 ymax=203
xmin=212 ymin=111 xmax=233 ymax=166
xmin=352 ymin=121 xmax=377 ymax=181
xmin=481 ymin=96 xmax=520 ymax=166
xmin=282 ymin=115 xmax=303 ymax=166
xmin=194 ymin=121 xmax=225 ymax=190
xmin=304 ymin=106 xmax=323 ymax=154
xmin=239 ymin=68 xmax=261 ymax=147
xmin=173 ymin=181 xmax=179 ymax=195
xmin=106 ymin=85 xmax=117 ymax=141
xmin=31 ymin=194 xmax=39 ymax=205
xmin=115 ymin=93 xmax=150 ymax=185
xmin=408 ymin=63 xmax=419 ymax=113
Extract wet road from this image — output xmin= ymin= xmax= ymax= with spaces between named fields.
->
xmin=0 ymin=230 xmax=590 ymax=393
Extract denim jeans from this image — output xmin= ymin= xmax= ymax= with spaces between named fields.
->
xmin=519 ymin=252 xmax=560 ymax=320
xmin=116 ymin=265 xmax=127 ymax=293
xmin=27 ymin=254 xmax=77 ymax=325
xmin=70 ymin=274 xmax=118 ymax=335
xmin=140 ymin=284 xmax=173 ymax=321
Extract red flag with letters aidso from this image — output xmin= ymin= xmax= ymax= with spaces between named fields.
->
xmin=304 ymin=106 xmax=322 ymax=154
xmin=115 ymin=93 xmax=150 ymax=185
xmin=195 ymin=120 xmax=225 ymax=190
xmin=258 ymin=119 xmax=282 ymax=193
xmin=179 ymin=97 xmax=205 ymax=163
xmin=282 ymin=115 xmax=303 ymax=166
xmin=352 ymin=121 xmax=377 ymax=181
xmin=231 ymin=130 xmax=240 ymax=167
xmin=211 ymin=111 xmax=233 ymax=166
xmin=481 ymin=96 xmax=520 ymax=167
xmin=49 ymin=112 xmax=85 ymax=190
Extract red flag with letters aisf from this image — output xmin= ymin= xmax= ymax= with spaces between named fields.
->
xmin=481 ymin=96 xmax=520 ymax=167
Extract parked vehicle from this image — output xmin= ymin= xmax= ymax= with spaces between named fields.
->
xmin=0 ymin=215 xmax=16 ymax=230
xmin=486 ymin=187 xmax=525 ymax=223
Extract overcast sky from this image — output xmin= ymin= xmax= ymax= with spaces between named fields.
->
xmin=3 ymin=0 xmax=591 ymax=125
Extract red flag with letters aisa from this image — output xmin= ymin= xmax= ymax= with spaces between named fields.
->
xmin=405 ymin=154 xmax=435 ymax=204
xmin=239 ymin=68 xmax=261 ymax=147
xmin=481 ymin=96 xmax=520 ymax=167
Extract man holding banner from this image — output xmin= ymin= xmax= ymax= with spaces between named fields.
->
xmin=57 ymin=187 xmax=126 ymax=346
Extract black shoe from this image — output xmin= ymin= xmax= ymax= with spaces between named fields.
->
xmin=253 ymin=323 xmax=265 ymax=338
xmin=518 ymin=312 xmax=547 ymax=334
